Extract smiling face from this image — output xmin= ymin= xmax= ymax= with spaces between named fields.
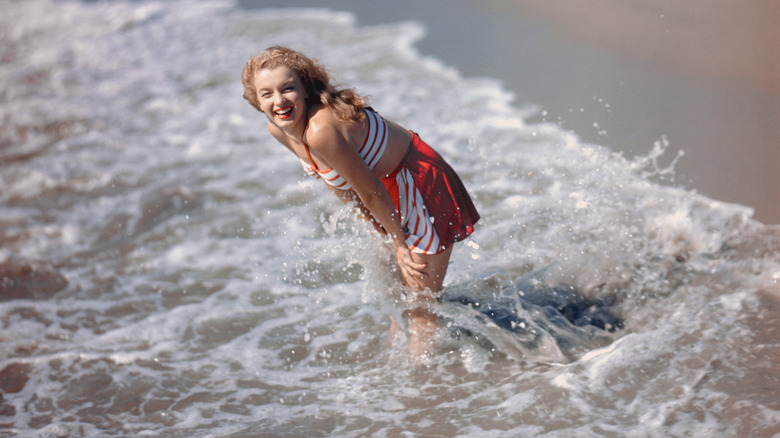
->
xmin=252 ymin=66 xmax=308 ymax=131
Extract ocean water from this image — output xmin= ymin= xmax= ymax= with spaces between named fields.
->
xmin=1 ymin=1 xmax=779 ymax=437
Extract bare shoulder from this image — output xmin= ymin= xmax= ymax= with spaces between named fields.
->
xmin=304 ymin=106 xmax=354 ymax=150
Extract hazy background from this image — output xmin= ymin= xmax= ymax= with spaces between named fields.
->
xmin=242 ymin=0 xmax=780 ymax=224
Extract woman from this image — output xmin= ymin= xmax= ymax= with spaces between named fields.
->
xmin=241 ymin=46 xmax=479 ymax=355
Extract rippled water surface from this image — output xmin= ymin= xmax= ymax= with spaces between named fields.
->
xmin=1 ymin=1 xmax=779 ymax=437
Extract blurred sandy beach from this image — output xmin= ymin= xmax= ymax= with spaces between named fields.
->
xmin=499 ymin=0 xmax=780 ymax=224
xmin=243 ymin=0 xmax=779 ymax=223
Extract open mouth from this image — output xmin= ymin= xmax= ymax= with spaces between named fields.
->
xmin=274 ymin=106 xmax=293 ymax=120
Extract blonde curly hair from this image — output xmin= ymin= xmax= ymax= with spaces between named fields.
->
xmin=241 ymin=46 xmax=367 ymax=122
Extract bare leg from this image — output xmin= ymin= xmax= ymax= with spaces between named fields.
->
xmin=402 ymin=246 xmax=453 ymax=356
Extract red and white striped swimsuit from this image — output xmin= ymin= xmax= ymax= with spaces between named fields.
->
xmin=300 ymin=109 xmax=441 ymax=254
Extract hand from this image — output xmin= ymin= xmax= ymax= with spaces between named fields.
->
xmin=394 ymin=245 xmax=428 ymax=289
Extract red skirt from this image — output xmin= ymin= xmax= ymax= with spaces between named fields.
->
xmin=381 ymin=133 xmax=480 ymax=254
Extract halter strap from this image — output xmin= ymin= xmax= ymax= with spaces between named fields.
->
xmin=300 ymin=111 xmax=321 ymax=171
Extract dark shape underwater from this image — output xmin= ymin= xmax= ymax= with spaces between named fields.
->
xmin=440 ymin=267 xmax=623 ymax=355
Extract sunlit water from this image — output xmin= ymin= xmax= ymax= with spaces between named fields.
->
xmin=1 ymin=1 xmax=779 ymax=437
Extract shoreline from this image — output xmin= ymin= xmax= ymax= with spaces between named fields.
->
xmin=495 ymin=0 xmax=780 ymax=225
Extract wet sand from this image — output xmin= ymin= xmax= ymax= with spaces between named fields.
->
xmin=242 ymin=0 xmax=779 ymax=224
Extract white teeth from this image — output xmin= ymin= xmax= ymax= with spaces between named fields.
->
xmin=275 ymin=107 xmax=292 ymax=116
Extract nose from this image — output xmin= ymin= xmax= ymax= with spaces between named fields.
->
xmin=273 ymin=92 xmax=287 ymax=106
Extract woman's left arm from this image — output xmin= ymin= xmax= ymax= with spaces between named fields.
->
xmin=306 ymin=116 xmax=427 ymax=288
